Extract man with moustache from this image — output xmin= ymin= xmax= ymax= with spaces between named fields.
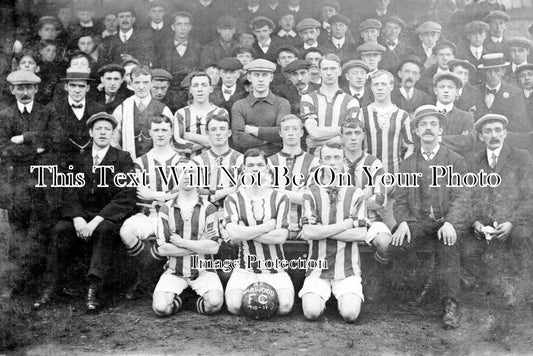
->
xmin=391 ymin=105 xmax=468 ymax=329
xmin=341 ymin=60 xmax=374 ymax=108
xmin=33 ymin=112 xmax=136 ymax=312
xmin=391 ymin=55 xmax=433 ymax=114
xmin=379 ymin=16 xmax=411 ymax=73
xmin=295 ymin=18 xmax=323 ymax=55
xmin=150 ymin=69 xmax=182 ymax=113
xmin=463 ymin=114 xmax=533 ymax=308
xmin=274 ymin=59 xmax=318 ymax=115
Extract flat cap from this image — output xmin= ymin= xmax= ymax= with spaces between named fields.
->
xmin=217 ymin=15 xmax=237 ymax=28
xmin=277 ymin=46 xmax=299 ymax=58
xmin=148 ymin=0 xmax=167 ymax=9
xmin=231 ymin=44 xmax=256 ymax=57
xmin=433 ymin=71 xmax=464 ymax=89
xmin=328 ymin=14 xmax=350 ymax=26
xmin=87 ymin=112 xmax=118 ymax=128
xmin=217 ymin=57 xmax=243 ymax=71
xmin=474 ymin=113 xmax=508 ymax=132
xmin=39 ymin=16 xmax=59 ymax=27
xmin=359 ymin=18 xmax=382 ymax=32
xmin=318 ymin=0 xmax=339 ymax=12
xmin=464 ymin=20 xmax=490 ymax=34
xmin=397 ymin=55 xmax=424 ymax=73
xmin=152 ymin=68 xmax=172 ymax=81
xmin=478 ymin=53 xmax=510 ymax=70
xmin=432 ymin=40 xmax=457 ymax=55
xmin=97 ymin=63 xmax=125 ymax=76
xmin=284 ymin=59 xmax=311 ymax=73
xmin=115 ymin=3 xmax=136 ymax=16
xmin=384 ymin=16 xmax=406 ymax=28
xmin=412 ymin=105 xmax=445 ymax=127
xmin=515 ymin=63 xmax=533 ymax=75
xmin=356 ymin=42 xmax=386 ymax=55
xmin=447 ymin=59 xmax=477 ymax=73
xmin=250 ymin=16 xmax=275 ymax=30
xmin=415 ymin=21 xmax=441 ymax=34
xmin=485 ymin=10 xmax=510 ymax=22
xmin=507 ymin=36 xmax=533 ymax=50
xmin=244 ymin=59 xmax=276 ymax=72
xmin=6 ymin=70 xmax=41 ymax=85
xmin=342 ymin=59 xmax=370 ymax=73
xmin=61 ymin=67 xmax=94 ymax=81
xmin=295 ymin=18 xmax=321 ymax=32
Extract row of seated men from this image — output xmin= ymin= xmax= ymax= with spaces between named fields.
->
xmin=1 ymin=56 xmax=532 ymax=330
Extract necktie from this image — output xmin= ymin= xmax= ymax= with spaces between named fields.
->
xmin=71 ymin=103 xmax=83 ymax=109
xmin=93 ymin=153 xmax=100 ymax=166
xmin=337 ymin=43 xmax=342 ymax=49
xmin=137 ymin=102 xmax=146 ymax=111
xmin=423 ymin=151 xmax=432 ymax=161
xmin=122 ymin=33 xmax=127 ymax=42
xmin=485 ymin=89 xmax=497 ymax=108
xmin=22 ymin=106 xmax=30 ymax=117
xmin=490 ymin=152 xmax=497 ymax=168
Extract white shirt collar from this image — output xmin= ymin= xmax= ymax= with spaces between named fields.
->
xmin=17 ymin=101 xmax=33 ymax=114
xmin=303 ymin=42 xmax=318 ymax=49
xmin=486 ymin=82 xmax=502 ymax=93
xmin=524 ymin=88 xmax=533 ymax=98
xmin=200 ymin=0 xmax=212 ymax=6
xmin=289 ymin=5 xmax=300 ymax=11
xmin=120 ymin=28 xmax=134 ymax=42
xmin=491 ymin=35 xmax=503 ymax=43
xmin=222 ymin=84 xmax=236 ymax=95
xmin=80 ymin=21 xmax=94 ymax=28
xmin=436 ymin=101 xmax=454 ymax=112
xmin=350 ymin=86 xmax=364 ymax=97
xmin=470 ymin=45 xmax=483 ymax=58
xmin=332 ymin=37 xmax=345 ymax=48
xmin=249 ymin=5 xmax=259 ymax=12
xmin=422 ymin=43 xmax=434 ymax=57
xmin=92 ymin=145 xmax=110 ymax=163
xmin=278 ymin=29 xmax=297 ymax=38
xmin=421 ymin=144 xmax=440 ymax=160
xmin=134 ymin=95 xmax=152 ymax=107
xmin=400 ymin=86 xmax=413 ymax=99
xmin=487 ymin=145 xmax=503 ymax=161
xmin=259 ymin=38 xmax=271 ymax=49
xmin=102 ymin=29 xmax=117 ymax=38
xmin=68 ymin=97 xmax=86 ymax=108
xmin=512 ymin=61 xmax=527 ymax=72
xmin=151 ymin=21 xmax=163 ymax=30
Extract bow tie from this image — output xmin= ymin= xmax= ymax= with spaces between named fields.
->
xmin=174 ymin=41 xmax=188 ymax=47
xmin=71 ymin=103 xmax=83 ymax=109
xmin=223 ymin=88 xmax=233 ymax=95
xmin=387 ymin=41 xmax=396 ymax=47
xmin=439 ymin=108 xmax=447 ymax=115
xmin=486 ymin=88 xmax=498 ymax=96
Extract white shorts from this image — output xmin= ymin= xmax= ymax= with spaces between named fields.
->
xmin=122 ymin=212 xmax=158 ymax=241
xmin=225 ymin=268 xmax=294 ymax=294
xmin=298 ymin=275 xmax=364 ymax=302
xmin=154 ymin=270 xmax=223 ymax=297
xmin=366 ymin=221 xmax=391 ymax=245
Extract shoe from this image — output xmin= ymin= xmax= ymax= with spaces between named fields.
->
xmin=442 ymin=297 xmax=460 ymax=330
xmin=33 ymin=286 xmax=55 ymax=310
xmin=124 ymin=274 xmax=142 ymax=301
xmin=86 ymin=281 xmax=102 ymax=313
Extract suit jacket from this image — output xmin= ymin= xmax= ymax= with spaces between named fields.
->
xmin=468 ymin=144 xmax=533 ymax=227
xmin=474 ymin=82 xmax=530 ymax=131
xmin=394 ymin=146 xmax=469 ymax=228
xmin=341 ymin=84 xmax=374 ymax=108
xmin=94 ymin=87 xmax=133 ymax=114
xmin=415 ymin=64 xmax=438 ymax=96
xmin=272 ymin=82 xmax=319 ymax=115
xmin=191 ymin=1 xmax=226 ymax=45
xmin=391 ymin=87 xmax=433 ymax=114
xmin=378 ymin=40 xmax=413 ymax=73
xmin=483 ymin=37 xmax=510 ymax=60
xmin=455 ymin=84 xmax=484 ymax=114
xmin=442 ymin=106 xmax=475 ymax=136
xmin=252 ymin=37 xmax=283 ymax=63
xmin=200 ymin=38 xmax=240 ymax=68
xmin=160 ymin=38 xmax=203 ymax=89
xmin=62 ymin=146 xmax=136 ymax=224
xmin=101 ymin=29 xmax=157 ymax=67
xmin=210 ymin=86 xmax=247 ymax=114
xmin=457 ymin=43 xmax=487 ymax=70
xmin=143 ymin=22 xmax=174 ymax=59
xmin=321 ymin=37 xmax=357 ymax=64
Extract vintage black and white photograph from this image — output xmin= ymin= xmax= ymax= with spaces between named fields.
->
xmin=1 ymin=0 xmax=533 ymax=354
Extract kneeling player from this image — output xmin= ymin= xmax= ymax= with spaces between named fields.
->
xmin=299 ymin=143 xmax=389 ymax=322
xmin=223 ymin=148 xmax=294 ymax=316
xmin=152 ymin=160 xmax=224 ymax=316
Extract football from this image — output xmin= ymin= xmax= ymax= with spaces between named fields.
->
xmin=242 ymin=282 xmax=279 ymax=320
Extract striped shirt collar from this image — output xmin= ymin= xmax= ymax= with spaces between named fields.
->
xmin=278 ymin=150 xmax=304 ymax=158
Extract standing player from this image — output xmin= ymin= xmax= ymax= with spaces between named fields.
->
xmin=175 ymin=72 xmax=228 ymax=155
xmin=119 ymin=116 xmax=184 ymax=300
xmin=223 ymin=148 xmax=293 ymax=316
xmin=152 ymin=159 xmax=223 ymax=317
xmin=299 ymin=143 xmax=387 ymax=322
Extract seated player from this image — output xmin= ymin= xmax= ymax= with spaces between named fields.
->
xmin=152 ymin=159 xmax=223 ymax=317
xmin=119 ymin=116 xmax=183 ymax=300
xmin=223 ymin=148 xmax=294 ymax=316
xmin=299 ymin=143 xmax=388 ymax=322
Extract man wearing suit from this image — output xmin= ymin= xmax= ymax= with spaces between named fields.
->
xmin=199 ymin=15 xmax=239 ymax=69
xmin=391 ymin=105 xmax=468 ymax=329
xmin=144 ymin=1 xmax=173 ymax=60
xmin=33 ymin=112 xmax=136 ymax=312
xmin=516 ymin=64 xmax=533 ymax=129
xmin=392 ymin=55 xmax=433 ymax=114
xmin=413 ymin=21 xmax=441 ymax=69
xmin=210 ymin=58 xmax=247 ymax=115
xmin=379 ymin=16 xmax=411 ymax=73
xmin=433 ymin=72 xmax=474 ymax=136
xmin=341 ymin=60 xmax=374 ymax=108
xmin=95 ymin=64 xmax=132 ymax=114
xmin=448 ymin=59 xmax=484 ymax=114
xmin=475 ymin=53 xmax=530 ymax=131
xmin=0 ymin=71 xmax=60 ymax=300
xmin=503 ymin=37 xmax=532 ymax=88
xmin=463 ymin=114 xmax=533 ymax=307
xmin=457 ymin=21 xmax=490 ymax=72
xmin=417 ymin=40 xmax=457 ymax=97
xmin=100 ymin=5 xmax=157 ymax=67
xmin=483 ymin=11 xmax=510 ymax=59
xmin=273 ymin=59 xmax=319 ymax=115
xmin=320 ymin=15 xmax=356 ymax=64
xmin=295 ymin=18 xmax=323 ymax=56
xmin=150 ymin=69 xmax=182 ymax=113
xmin=250 ymin=16 xmax=282 ymax=63
xmin=160 ymin=11 xmax=203 ymax=90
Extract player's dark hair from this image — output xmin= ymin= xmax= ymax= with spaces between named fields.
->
xmin=131 ymin=65 xmax=152 ymax=79
xmin=243 ymin=148 xmax=268 ymax=165
xmin=206 ymin=114 xmax=230 ymax=130
xmin=319 ymin=142 xmax=343 ymax=159
xmin=189 ymin=71 xmax=212 ymax=86
xmin=341 ymin=119 xmax=365 ymax=134
xmin=149 ymin=116 xmax=173 ymax=129
xmin=172 ymin=11 xmax=193 ymax=24
xmin=280 ymin=114 xmax=303 ymax=128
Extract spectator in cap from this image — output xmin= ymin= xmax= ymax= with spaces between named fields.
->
xmin=250 ymin=16 xmax=282 ymax=63
xmin=448 ymin=59 xmax=484 ymax=114
xmin=316 ymin=0 xmax=339 ymax=42
xmin=160 ymin=11 xmax=202 ymax=89
xmin=379 ymin=16 xmax=412 ymax=73
xmin=192 ymin=0 xmax=227 ymax=45
xmin=516 ymin=64 xmax=533 ymax=127
xmin=295 ymin=18 xmax=323 ymax=55
xmin=143 ymin=1 xmax=174 ymax=60
xmin=504 ymin=37 xmax=533 ymax=87
xmin=433 ymin=72 xmax=474 ymax=136
xmin=204 ymin=62 xmax=221 ymax=88
xmin=280 ymin=0 xmax=312 ymax=22
xmin=231 ymin=59 xmax=291 ymax=156
xmin=72 ymin=33 xmax=102 ymax=68
xmin=273 ymin=59 xmax=318 ymax=115
xmin=391 ymin=55 xmax=432 ymax=114
xmin=33 ymin=110 xmax=136 ymax=313
xmin=303 ymin=47 xmax=325 ymax=86
xmin=210 ymin=58 xmax=247 ymax=114
xmin=413 ymin=21 xmax=442 ymax=68
xmin=100 ymin=5 xmax=157 ymax=68
xmin=274 ymin=12 xmax=302 ymax=48
xmin=95 ymin=64 xmax=131 ymax=114
xmin=458 ymin=21 xmax=490 ymax=70
xmin=464 ymin=0 xmax=506 ymax=23
xmin=475 ymin=53 xmax=530 ymax=131
xmin=417 ymin=40 xmax=458 ymax=96
xmin=0 ymin=70 xmax=61 ymax=301
xmin=101 ymin=11 xmax=119 ymax=40
xmin=301 ymin=54 xmax=359 ymax=154
xmin=200 ymin=15 xmax=240 ymax=68
xmin=321 ymin=15 xmax=356 ymax=64
xmin=484 ymin=10 xmax=511 ymax=58
xmin=232 ymin=45 xmax=256 ymax=76
xmin=356 ymin=43 xmax=386 ymax=78
xmin=150 ymin=68 xmax=184 ymax=113
xmin=341 ymin=59 xmax=374 ymax=107
xmin=358 ymin=18 xmax=382 ymax=45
